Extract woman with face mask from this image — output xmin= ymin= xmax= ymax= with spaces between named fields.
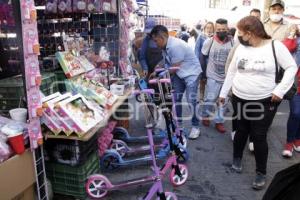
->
xmin=219 ymin=16 xmax=298 ymax=190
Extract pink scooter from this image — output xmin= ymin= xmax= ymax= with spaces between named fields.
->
xmin=85 ymin=89 xmax=188 ymax=199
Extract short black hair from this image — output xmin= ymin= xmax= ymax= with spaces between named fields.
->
xmin=196 ymin=24 xmax=202 ymax=30
xmin=150 ymin=25 xmax=169 ymax=38
xmin=180 ymin=24 xmax=187 ymax=31
xmin=215 ymin=18 xmax=228 ymax=25
xmin=250 ymin=8 xmax=261 ymax=14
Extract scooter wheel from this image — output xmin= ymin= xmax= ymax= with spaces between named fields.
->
xmin=169 ymin=164 xmax=188 ymax=186
xmin=86 ymin=176 xmax=108 ymax=199
xmin=157 ymin=192 xmax=177 ymax=200
xmin=113 ymin=127 xmax=129 ymax=141
xmin=176 ymin=147 xmax=189 ymax=163
xmin=110 ymin=140 xmax=128 ymax=158
xmin=100 ymin=153 xmax=120 ymax=170
xmin=135 ymin=93 xmax=142 ymax=102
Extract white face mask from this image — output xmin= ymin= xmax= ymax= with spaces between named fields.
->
xmin=270 ymin=14 xmax=283 ymax=22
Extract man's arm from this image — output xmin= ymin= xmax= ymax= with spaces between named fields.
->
xmin=138 ymin=36 xmax=149 ymax=74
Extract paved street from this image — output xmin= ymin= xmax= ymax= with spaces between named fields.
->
xmin=100 ymin=97 xmax=299 ymax=200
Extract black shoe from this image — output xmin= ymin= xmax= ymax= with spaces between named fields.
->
xmin=231 ymin=158 xmax=242 ymax=173
xmin=252 ymin=172 xmax=266 ymax=190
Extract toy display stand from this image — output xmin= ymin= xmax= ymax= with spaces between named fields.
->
xmin=0 ymin=0 xmax=49 ymax=199
xmin=44 ymin=88 xmax=132 ymax=141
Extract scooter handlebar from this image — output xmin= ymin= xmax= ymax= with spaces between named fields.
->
xmin=148 ymin=78 xmax=171 ymax=84
xmin=133 ymin=89 xmax=155 ymax=95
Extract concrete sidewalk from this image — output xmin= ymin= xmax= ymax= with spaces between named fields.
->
xmin=98 ymin=99 xmax=299 ymax=200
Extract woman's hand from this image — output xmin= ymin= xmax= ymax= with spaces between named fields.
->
xmin=271 ymin=94 xmax=282 ymax=102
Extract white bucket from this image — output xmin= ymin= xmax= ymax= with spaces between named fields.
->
xmin=9 ymin=108 xmax=27 ymax=123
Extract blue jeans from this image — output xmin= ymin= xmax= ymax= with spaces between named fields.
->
xmin=287 ymin=94 xmax=300 ymax=143
xmin=171 ymin=74 xmax=200 ymax=128
xmin=202 ymin=78 xmax=225 ymax=123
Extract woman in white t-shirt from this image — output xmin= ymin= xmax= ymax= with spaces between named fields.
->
xmin=219 ymin=16 xmax=298 ymax=190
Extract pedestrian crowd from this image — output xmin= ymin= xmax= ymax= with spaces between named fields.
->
xmin=134 ymin=0 xmax=300 ymax=191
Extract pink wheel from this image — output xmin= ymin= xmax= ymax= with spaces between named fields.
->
xmin=169 ymin=164 xmax=188 ymax=186
xmin=86 ymin=176 xmax=109 ymax=199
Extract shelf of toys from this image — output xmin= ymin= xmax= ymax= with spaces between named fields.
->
xmin=1 ymin=0 xmax=141 ymax=199
xmin=33 ymin=0 xmax=140 ymax=199
xmin=0 ymin=0 xmax=48 ymax=199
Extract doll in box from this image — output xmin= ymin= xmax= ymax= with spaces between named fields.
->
xmin=56 ymin=94 xmax=103 ymax=136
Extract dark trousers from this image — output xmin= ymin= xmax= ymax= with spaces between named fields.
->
xmin=287 ymin=94 xmax=300 ymax=143
xmin=232 ymin=95 xmax=279 ymax=175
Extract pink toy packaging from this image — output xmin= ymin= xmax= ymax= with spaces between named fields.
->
xmin=23 ymin=24 xmax=40 ymax=56
xmin=42 ymin=93 xmax=74 ymax=135
xmin=55 ymin=94 xmax=103 ymax=136
xmin=46 ymin=0 xmax=58 ymax=14
xmin=57 ymin=0 xmax=72 ymax=13
xmin=25 ymin=56 xmax=41 ymax=89
xmin=73 ymin=0 xmax=87 ymax=13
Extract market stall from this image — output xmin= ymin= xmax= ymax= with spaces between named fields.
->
xmin=0 ymin=0 xmax=142 ymax=199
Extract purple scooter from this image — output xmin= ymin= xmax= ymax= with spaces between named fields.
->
xmin=85 ymin=89 xmax=187 ymax=199
xmin=109 ymin=67 xmax=188 ymax=158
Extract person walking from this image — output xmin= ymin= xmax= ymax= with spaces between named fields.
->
xmin=264 ymin=0 xmax=292 ymax=41
xmin=150 ymin=25 xmax=202 ymax=139
xmin=281 ymin=25 xmax=300 ymax=158
xmin=178 ymin=24 xmax=190 ymax=43
xmin=194 ymin=22 xmax=214 ymax=101
xmin=219 ymin=16 xmax=298 ymax=190
xmin=226 ymin=8 xmax=262 ymax=151
xmin=201 ymin=18 xmax=233 ymax=133
xmin=188 ymin=29 xmax=198 ymax=50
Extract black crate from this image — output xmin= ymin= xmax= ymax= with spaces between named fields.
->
xmin=44 ymin=132 xmax=99 ymax=166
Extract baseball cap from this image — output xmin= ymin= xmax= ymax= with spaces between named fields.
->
xmin=270 ymin=0 xmax=285 ymax=8
xmin=144 ymin=18 xmax=156 ymax=33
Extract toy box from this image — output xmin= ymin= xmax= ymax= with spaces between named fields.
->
xmin=42 ymin=93 xmax=73 ymax=135
xmin=56 ymin=52 xmax=85 ymax=78
xmin=71 ymin=76 xmax=118 ymax=108
xmin=55 ymin=94 xmax=104 ymax=136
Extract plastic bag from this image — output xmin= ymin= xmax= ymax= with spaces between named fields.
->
xmin=155 ymin=108 xmax=166 ymax=130
xmin=0 ymin=139 xmax=12 ymax=163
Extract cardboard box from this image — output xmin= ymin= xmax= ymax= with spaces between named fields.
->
xmin=12 ymin=184 xmax=35 ymax=200
xmin=0 ymin=150 xmax=36 ymax=200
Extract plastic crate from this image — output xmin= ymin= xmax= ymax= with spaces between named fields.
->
xmin=46 ymin=153 xmax=99 ymax=199
xmin=0 ymin=75 xmax=26 ymax=115
xmin=44 ymin=132 xmax=98 ymax=166
xmin=40 ymin=73 xmax=59 ymax=96
xmin=53 ymin=70 xmax=68 ymax=93
xmin=40 ymin=56 xmax=60 ymax=72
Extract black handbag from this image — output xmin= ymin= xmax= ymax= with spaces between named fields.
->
xmin=272 ymin=40 xmax=297 ymax=100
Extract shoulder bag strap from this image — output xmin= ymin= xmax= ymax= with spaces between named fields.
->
xmin=272 ymin=40 xmax=280 ymax=84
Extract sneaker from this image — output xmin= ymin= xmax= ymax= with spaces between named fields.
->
xmin=248 ymin=142 xmax=254 ymax=152
xmin=282 ymin=143 xmax=294 ymax=158
xmin=231 ymin=131 xmax=236 ymax=141
xmin=202 ymin=119 xmax=210 ymax=127
xmin=231 ymin=158 xmax=242 ymax=173
xmin=252 ymin=172 xmax=266 ymax=190
xmin=293 ymin=140 xmax=300 ymax=152
xmin=188 ymin=127 xmax=201 ymax=139
xmin=215 ymin=123 xmax=226 ymax=134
